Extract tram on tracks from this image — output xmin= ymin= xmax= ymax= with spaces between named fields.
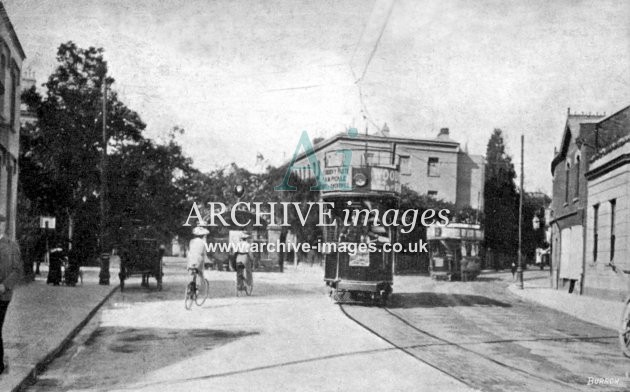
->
xmin=322 ymin=164 xmax=401 ymax=304
xmin=427 ymin=222 xmax=484 ymax=281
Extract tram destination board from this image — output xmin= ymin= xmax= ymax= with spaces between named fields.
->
xmin=348 ymin=249 xmax=370 ymax=267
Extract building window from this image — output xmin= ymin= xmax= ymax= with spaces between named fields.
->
xmin=0 ymin=52 xmax=5 ymax=118
xmin=575 ymin=156 xmax=580 ymax=198
xmin=428 ymin=157 xmax=439 ymax=177
xmin=593 ymin=204 xmax=599 ymax=262
xmin=399 ymin=156 xmax=410 ymax=175
xmin=9 ymin=68 xmax=17 ymax=131
xmin=610 ymin=199 xmax=616 ymax=261
xmin=564 ymin=163 xmax=570 ymax=203
xmin=428 ymin=190 xmax=438 ymax=198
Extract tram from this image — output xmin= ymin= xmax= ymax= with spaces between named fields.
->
xmin=427 ymin=222 xmax=484 ymax=281
xmin=322 ymin=164 xmax=400 ymax=303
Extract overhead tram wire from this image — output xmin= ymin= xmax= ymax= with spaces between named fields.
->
xmin=348 ymin=0 xmax=397 ymax=131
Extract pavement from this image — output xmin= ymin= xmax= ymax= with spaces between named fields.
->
xmin=0 ymin=257 xmax=120 ymax=392
xmin=507 ymin=269 xmax=625 ymax=331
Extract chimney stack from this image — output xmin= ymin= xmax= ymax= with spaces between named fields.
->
xmin=437 ymin=128 xmax=450 ymax=139
xmin=381 ymin=123 xmax=390 ymax=137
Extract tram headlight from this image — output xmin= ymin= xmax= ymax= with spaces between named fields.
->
xmin=354 ymin=173 xmax=368 ymax=187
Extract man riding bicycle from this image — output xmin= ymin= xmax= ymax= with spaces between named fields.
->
xmin=235 ymin=232 xmax=253 ymax=289
xmin=187 ymin=226 xmax=209 ymax=283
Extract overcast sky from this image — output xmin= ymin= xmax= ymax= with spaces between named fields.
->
xmin=5 ymin=0 xmax=630 ymax=193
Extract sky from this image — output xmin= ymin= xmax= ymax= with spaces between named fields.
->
xmin=4 ymin=0 xmax=630 ymax=193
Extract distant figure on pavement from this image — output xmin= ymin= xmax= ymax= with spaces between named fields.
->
xmin=235 ymin=232 xmax=253 ymax=288
xmin=64 ymin=243 xmax=81 ymax=286
xmin=47 ymin=243 xmax=66 ymax=286
xmin=0 ymin=215 xmax=23 ymax=375
xmin=511 ymin=262 xmax=517 ymax=280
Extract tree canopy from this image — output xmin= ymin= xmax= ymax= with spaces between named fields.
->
xmin=484 ymin=129 xmax=519 ymax=256
xmin=19 ymin=42 xmax=196 ymax=261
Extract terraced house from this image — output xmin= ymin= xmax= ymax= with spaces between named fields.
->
xmin=550 ymin=105 xmax=630 ymax=297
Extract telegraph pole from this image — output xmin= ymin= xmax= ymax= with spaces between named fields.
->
xmin=100 ymin=76 xmax=107 ymax=251
xmin=99 ymin=74 xmax=110 ymax=285
xmin=517 ymin=134 xmax=524 ymax=289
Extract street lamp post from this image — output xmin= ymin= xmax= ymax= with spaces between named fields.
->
xmin=517 ymin=134 xmax=524 ymax=289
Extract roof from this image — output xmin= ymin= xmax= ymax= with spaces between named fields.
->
xmin=0 ymin=3 xmax=25 ymax=60
xmin=289 ymin=131 xmax=460 ymax=167
xmin=576 ymin=104 xmax=630 ymax=164
xmin=592 ymin=104 xmax=630 ymax=126
xmin=589 ymin=134 xmax=630 ymax=164
xmin=550 ymin=112 xmax=605 ymax=174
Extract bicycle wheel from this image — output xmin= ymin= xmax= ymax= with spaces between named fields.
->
xmin=185 ymin=280 xmax=196 ymax=310
xmin=236 ymin=272 xmax=242 ymax=296
xmin=195 ymin=279 xmax=209 ymax=306
xmin=245 ymin=272 xmax=253 ymax=296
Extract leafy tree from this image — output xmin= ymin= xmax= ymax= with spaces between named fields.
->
xmin=484 ymin=129 xmax=519 ymax=259
xmin=19 ymin=42 xmax=198 ymax=263
xmin=108 ymin=127 xmax=196 ymax=246
xmin=20 ymin=42 xmax=145 ymax=252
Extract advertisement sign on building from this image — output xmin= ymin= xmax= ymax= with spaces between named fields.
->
xmin=322 ymin=166 xmax=352 ymax=191
xmin=370 ymin=167 xmax=401 ymax=193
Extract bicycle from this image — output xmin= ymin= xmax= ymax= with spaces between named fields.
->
xmin=185 ymin=268 xmax=209 ymax=309
xmin=235 ymin=262 xmax=253 ymax=296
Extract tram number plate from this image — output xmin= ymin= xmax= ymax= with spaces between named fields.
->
xmin=349 ymin=252 xmax=370 ymax=267
xmin=433 ymin=257 xmax=444 ymax=268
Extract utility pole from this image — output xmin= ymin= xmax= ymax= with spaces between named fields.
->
xmin=100 ymin=76 xmax=107 ymax=251
xmin=99 ymin=74 xmax=110 ymax=285
xmin=517 ymin=134 xmax=524 ymax=289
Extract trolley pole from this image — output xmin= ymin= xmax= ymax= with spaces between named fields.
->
xmin=517 ymin=134 xmax=524 ymax=289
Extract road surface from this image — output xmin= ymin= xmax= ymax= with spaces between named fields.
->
xmin=25 ymin=259 xmax=628 ymax=391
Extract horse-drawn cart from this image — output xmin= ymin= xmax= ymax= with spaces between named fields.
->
xmin=118 ymin=238 xmax=163 ymax=291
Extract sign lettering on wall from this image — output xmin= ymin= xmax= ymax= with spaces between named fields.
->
xmin=322 ymin=166 xmax=352 ymax=191
xmin=370 ymin=167 xmax=401 ymax=193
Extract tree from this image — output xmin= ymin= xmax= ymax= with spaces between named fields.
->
xmin=19 ymin=42 xmax=200 ymax=263
xmin=20 ymin=42 xmax=145 ymax=253
xmin=108 ymin=127 xmax=197 ymax=245
xmin=484 ymin=129 xmax=519 ymax=261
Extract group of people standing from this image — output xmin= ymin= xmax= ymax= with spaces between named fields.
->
xmin=45 ymin=244 xmax=81 ymax=286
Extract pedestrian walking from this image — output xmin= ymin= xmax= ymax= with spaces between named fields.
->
xmin=511 ymin=261 xmax=517 ymax=280
xmin=47 ymin=243 xmax=65 ymax=286
xmin=0 ymin=216 xmax=22 ymax=374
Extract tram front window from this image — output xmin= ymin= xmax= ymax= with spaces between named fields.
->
xmin=461 ymin=241 xmax=479 ymax=257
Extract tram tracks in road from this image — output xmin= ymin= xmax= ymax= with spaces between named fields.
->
xmin=339 ymin=304 xmax=590 ymax=392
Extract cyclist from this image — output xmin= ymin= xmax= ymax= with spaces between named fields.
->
xmin=235 ymin=232 xmax=253 ymax=289
xmin=187 ymin=226 xmax=209 ymax=284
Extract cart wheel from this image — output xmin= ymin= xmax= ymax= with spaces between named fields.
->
xmin=619 ymin=301 xmax=630 ymax=357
